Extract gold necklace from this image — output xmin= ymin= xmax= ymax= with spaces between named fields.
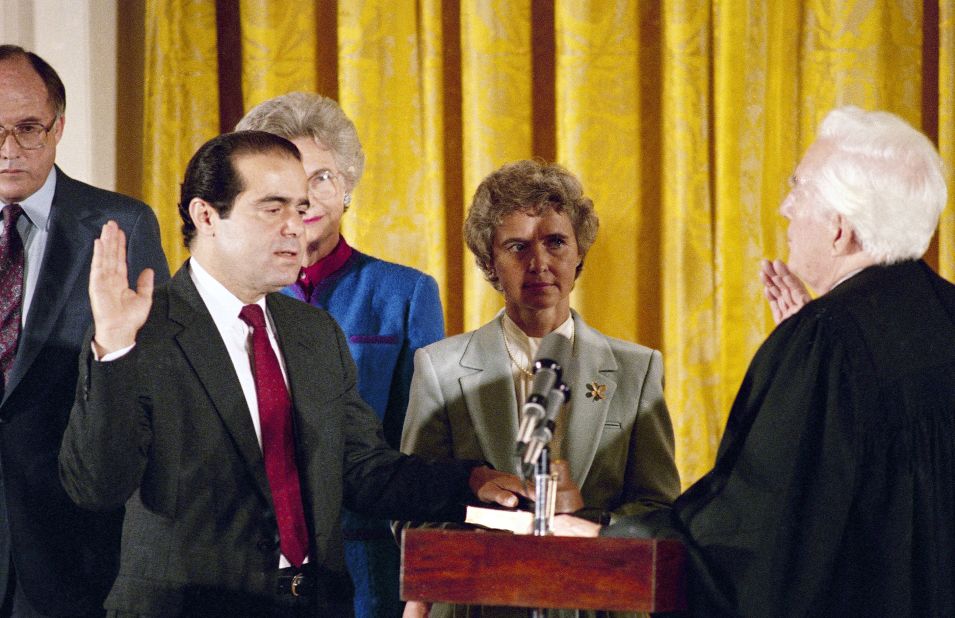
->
xmin=501 ymin=320 xmax=534 ymax=378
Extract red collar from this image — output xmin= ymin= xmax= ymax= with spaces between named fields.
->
xmin=297 ymin=236 xmax=353 ymax=298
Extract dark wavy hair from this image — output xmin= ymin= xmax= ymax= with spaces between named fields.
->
xmin=178 ymin=131 xmax=301 ymax=248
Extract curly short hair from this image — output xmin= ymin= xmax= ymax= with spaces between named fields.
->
xmin=464 ymin=160 xmax=599 ymax=290
xmin=235 ymin=92 xmax=364 ymax=191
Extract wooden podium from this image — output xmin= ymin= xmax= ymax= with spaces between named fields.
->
xmin=401 ymin=529 xmax=686 ymax=612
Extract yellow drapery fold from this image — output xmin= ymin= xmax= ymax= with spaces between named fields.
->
xmin=660 ymin=0 xmax=723 ymax=482
xmin=338 ymin=1 xmax=450 ymax=312
xmin=712 ymin=1 xmax=794 ymax=444
xmin=460 ymin=0 xmax=533 ymax=331
xmin=941 ymin=1 xmax=955 ymax=280
xmin=128 ymin=0 xmax=953 ymax=487
xmin=141 ymin=0 xmax=222 ymax=271
xmin=239 ymin=0 xmax=318 ymax=109
xmin=800 ymin=1 xmax=923 ymax=134
xmin=555 ymin=1 xmax=645 ymax=344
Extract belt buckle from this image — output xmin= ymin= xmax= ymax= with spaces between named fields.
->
xmin=290 ymin=572 xmax=304 ymax=597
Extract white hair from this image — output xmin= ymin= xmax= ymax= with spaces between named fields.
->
xmin=236 ymin=92 xmax=364 ymax=190
xmin=809 ymin=106 xmax=947 ymax=263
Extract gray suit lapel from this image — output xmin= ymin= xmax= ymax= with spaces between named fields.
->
xmin=460 ymin=318 xmax=522 ymax=475
xmin=563 ymin=312 xmax=617 ymax=486
xmin=168 ymin=265 xmax=272 ymax=504
xmin=6 ymin=173 xmax=98 ymax=399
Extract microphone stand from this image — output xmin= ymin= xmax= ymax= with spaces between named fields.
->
xmin=522 ymin=382 xmax=569 ymax=618
xmin=532 ymin=447 xmax=556 ymax=537
xmin=530 ymin=447 xmax=557 ymax=618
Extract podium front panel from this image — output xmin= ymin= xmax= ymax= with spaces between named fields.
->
xmin=401 ymin=529 xmax=686 ymax=612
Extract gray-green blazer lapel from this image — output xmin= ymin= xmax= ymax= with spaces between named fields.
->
xmin=168 ymin=264 xmax=272 ymax=505
xmin=562 ymin=311 xmax=617 ymax=487
xmin=459 ymin=317 xmax=521 ymax=475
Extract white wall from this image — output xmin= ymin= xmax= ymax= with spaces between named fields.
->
xmin=1 ymin=0 xmax=117 ymax=190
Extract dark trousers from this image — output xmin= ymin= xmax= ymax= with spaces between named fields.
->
xmin=1 ymin=566 xmax=105 ymax=618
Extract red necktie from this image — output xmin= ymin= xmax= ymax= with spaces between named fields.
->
xmin=238 ymin=304 xmax=309 ymax=567
xmin=0 ymin=204 xmax=24 ymax=385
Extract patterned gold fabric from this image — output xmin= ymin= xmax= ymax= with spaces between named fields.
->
xmin=460 ymin=0 xmax=534 ymax=330
xmin=941 ymin=1 xmax=955 ymax=280
xmin=339 ymin=1 xmax=453 ymax=314
xmin=141 ymin=0 xmax=222 ymax=271
xmin=240 ymin=0 xmax=317 ymax=108
xmin=126 ymin=0 xmax=953 ymax=486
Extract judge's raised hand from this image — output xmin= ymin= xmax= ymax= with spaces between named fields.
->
xmin=89 ymin=221 xmax=154 ymax=356
xmin=759 ymin=259 xmax=810 ymax=324
xmin=468 ymin=466 xmax=529 ymax=508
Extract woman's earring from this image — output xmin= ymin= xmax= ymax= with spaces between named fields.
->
xmin=343 ymin=192 xmax=352 ymax=210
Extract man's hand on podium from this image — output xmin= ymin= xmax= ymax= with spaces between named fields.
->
xmin=550 ymin=514 xmax=601 ymax=537
xmin=403 ymin=600 xmax=430 ymax=618
xmin=468 ymin=466 xmax=529 ymax=508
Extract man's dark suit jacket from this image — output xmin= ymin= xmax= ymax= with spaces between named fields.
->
xmin=0 ymin=167 xmax=168 ymax=616
xmin=58 ymin=264 xmax=476 ymax=615
xmin=608 ymin=260 xmax=955 ymax=616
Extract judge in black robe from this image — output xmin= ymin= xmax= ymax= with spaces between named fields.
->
xmin=621 ymin=259 xmax=955 ymax=616
xmin=554 ymin=106 xmax=955 ymax=617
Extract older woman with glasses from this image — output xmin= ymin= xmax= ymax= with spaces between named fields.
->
xmin=237 ymin=93 xmax=445 ymax=618
xmin=398 ymin=160 xmax=681 ymax=618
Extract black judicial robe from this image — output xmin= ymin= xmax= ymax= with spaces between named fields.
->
xmin=608 ymin=260 xmax=955 ymax=617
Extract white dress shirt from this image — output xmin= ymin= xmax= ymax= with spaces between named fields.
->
xmin=1 ymin=166 xmax=56 ymax=326
xmin=189 ymin=259 xmax=304 ymax=567
xmin=501 ymin=311 xmax=575 ymax=406
xmin=188 ymin=258 xmax=291 ymax=449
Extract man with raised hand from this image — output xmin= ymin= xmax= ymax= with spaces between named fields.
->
xmin=59 ymin=130 xmax=523 ymax=616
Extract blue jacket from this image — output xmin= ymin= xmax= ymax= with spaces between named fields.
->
xmin=282 ymin=249 xmax=445 ymax=453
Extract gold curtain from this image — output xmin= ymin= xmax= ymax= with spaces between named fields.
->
xmin=239 ymin=0 xmax=318 ymax=106
xmin=124 ymin=0 xmax=953 ymax=487
xmin=941 ymin=1 xmax=955 ymax=279
xmin=459 ymin=1 xmax=535 ymax=328
xmin=140 ymin=0 xmax=222 ymax=271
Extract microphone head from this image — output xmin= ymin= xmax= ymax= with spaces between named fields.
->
xmin=533 ymin=332 xmax=572 ymax=374
xmin=543 ymin=383 xmax=571 ymax=422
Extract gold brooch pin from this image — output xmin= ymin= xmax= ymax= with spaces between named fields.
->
xmin=585 ymin=382 xmax=607 ymax=401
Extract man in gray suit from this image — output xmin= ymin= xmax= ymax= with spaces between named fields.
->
xmin=0 ymin=46 xmax=168 ymax=616
xmin=58 ymin=130 xmax=524 ymax=616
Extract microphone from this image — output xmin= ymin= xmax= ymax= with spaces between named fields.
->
xmin=521 ymin=383 xmax=571 ymax=478
xmin=514 ymin=332 xmax=573 ymax=458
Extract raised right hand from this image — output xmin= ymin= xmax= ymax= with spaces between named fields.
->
xmin=468 ymin=466 xmax=529 ymax=508
xmin=89 ymin=221 xmax=154 ymax=356
xmin=759 ymin=259 xmax=810 ymax=324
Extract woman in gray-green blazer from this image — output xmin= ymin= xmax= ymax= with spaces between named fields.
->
xmin=399 ymin=160 xmax=681 ymax=618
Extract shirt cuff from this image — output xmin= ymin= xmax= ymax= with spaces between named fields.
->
xmin=93 ymin=342 xmax=135 ymax=362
